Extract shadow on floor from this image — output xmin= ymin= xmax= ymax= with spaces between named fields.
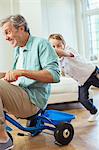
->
xmin=47 ymin=101 xmax=83 ymax=111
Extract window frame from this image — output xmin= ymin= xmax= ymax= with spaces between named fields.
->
xmin=81 ymin=0 xmax=99 ymax=62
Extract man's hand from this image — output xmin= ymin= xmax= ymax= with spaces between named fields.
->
xmin=4 ymin=70 xmax=22 ymax=82
xmin=0 ymin=73 xmax=6 ymax=79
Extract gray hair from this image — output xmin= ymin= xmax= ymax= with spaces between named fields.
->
xmin=0 ymin=14 xmax=30 ymax=34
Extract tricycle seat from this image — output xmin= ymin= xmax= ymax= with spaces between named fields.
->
xmin=42 ymin=110 xmax=75 ymax=125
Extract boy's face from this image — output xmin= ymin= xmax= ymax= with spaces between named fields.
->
xmin=49 ymin=38 xmax=65 ymax=50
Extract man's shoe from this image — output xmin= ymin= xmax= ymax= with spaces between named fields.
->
xmin=0 ymin=138 xmax=14 ymax=150
xmin=88 ymin=111 xmax=99 ymax=122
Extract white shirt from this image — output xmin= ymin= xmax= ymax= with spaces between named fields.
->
xmin=12 ymin=47 xmax=24 ymax=85
xmin=60 ymin=46 xmax=95 ymax=85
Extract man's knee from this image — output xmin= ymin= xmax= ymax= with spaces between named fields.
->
xmin=0 ymin=80 xmax=8 ymax=95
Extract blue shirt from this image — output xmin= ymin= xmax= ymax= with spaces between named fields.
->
xmin=13 ymin=35 xmax=60 ymax=109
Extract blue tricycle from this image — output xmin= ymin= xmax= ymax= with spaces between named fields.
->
xmin=5 ymin=109 xmax=75 ymax=146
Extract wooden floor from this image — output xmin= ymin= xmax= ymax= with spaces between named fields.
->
xmin=8 ymin=90 xmax=99 ymax=150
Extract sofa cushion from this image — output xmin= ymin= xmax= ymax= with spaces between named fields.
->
xmin=51 ymin=77 xmax=78 ymax=94
xmin=48 ymin=76 xmax=94 ymax=104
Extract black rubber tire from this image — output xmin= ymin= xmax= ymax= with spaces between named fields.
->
xmin=54 ymin=122 xmax=74 ymax=145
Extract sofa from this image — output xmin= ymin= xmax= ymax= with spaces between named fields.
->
xmin=48 ymin=76 xmax=94 ymax=104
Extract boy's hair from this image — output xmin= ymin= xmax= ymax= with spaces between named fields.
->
xmin=48 ymin=33 xmax=66 ymax=47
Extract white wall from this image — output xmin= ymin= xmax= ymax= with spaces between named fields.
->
xmin=41 ymin=0 xmax=77 ymax=49
xmin=19 ymin=0 xmax=42 ymax=37
xmin=75 ymin=0 xmax=85 ymax=56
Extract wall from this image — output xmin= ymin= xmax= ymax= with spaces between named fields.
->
xmin=19 ymin=0 xmax=42 ymax=37
xmin=75 ymin=0 xmax=85 ymax=56
xmin=41 ymin=0 xmax=77 ymax=48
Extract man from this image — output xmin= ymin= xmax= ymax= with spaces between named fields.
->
xmin=48 ymin=33 xmax=99 ymax=122
xmin=0 ymin=15 xmax=60 ymax=150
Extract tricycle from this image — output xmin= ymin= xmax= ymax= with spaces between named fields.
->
xmin=5 ymin=109 xmax=75 ymax=146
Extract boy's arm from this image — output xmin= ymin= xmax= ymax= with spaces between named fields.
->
xmin=56 ymin=49 xmax=74 ymax=57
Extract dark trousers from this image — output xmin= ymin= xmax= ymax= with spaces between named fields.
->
xmin=78 ymin=67 xmax=99 ymax=114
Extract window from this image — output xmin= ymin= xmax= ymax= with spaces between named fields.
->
xmin=82 ymin=0 xmax=99 ymax=61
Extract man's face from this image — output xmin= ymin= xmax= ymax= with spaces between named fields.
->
xmin=2 ymin=22 xmax=22 ymax=48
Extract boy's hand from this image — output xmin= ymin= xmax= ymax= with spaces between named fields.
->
xmin=65 ymin=52 xmax=74 ymax=57
xmin=55 ymin=48 xmax=74 ymax=58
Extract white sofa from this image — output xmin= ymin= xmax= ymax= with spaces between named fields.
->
xmin=48 ymin=76 xmax=93 ymax=104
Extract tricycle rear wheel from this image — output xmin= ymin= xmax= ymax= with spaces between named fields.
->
xmin=54 ymin=122 xmax=74 ymax=145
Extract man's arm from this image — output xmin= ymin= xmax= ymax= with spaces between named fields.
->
xmin=4 ymin=69 xmax=54 ymax=83
xmin=6 ymin=39 xmax=60 ymax=83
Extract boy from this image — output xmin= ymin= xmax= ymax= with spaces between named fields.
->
xmin=49 ymin=33 xmax=99 ymax=122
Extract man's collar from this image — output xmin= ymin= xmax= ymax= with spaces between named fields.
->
xmin=25 ymin=34 xmax=33 ymax=51
xmin=15 ymin=35 xmax=33 ymax=52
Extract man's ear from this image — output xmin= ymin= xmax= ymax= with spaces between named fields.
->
xmin=19 ymin=26 xmax=25 ymax=32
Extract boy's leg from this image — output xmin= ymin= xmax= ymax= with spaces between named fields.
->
xmin=78 ymin=84 xmax=97 ymax=114
xmin=78 ymin=68 xmax=99 ymax=115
